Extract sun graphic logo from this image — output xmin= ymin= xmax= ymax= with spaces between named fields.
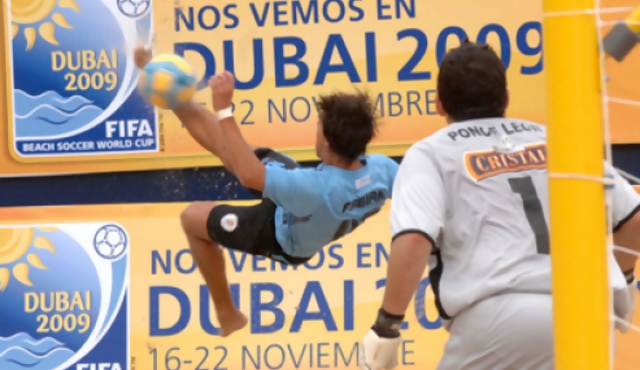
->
xmin=93 ymin=224 xmax=128 ymax=260
xmin=0 ymin=227 xmax=56 ymax=291
xmin=10 ymin=0 xmax=80 ymax=51
xmin=117 ymin=0 xmax=151 ymax=18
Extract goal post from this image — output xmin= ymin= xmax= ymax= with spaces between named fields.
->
xmin=543 ymin=0 xmax=610 ymax=369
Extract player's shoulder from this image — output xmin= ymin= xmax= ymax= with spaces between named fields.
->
xmin=364 ymin=153 xmax=397 ymax=167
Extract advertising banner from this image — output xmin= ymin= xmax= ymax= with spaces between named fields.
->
xmin=1 ymin=0 xmax=637 ymax=177
xmin=0 ymin=202 xmax=446 ymax=370
xmin=1 ymin=198 xmax=640 ymax=369
xmin=0 ymin=0 xmax=548 ymax=176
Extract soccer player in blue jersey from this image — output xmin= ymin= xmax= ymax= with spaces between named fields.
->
xmin=134 ymin=46 xmax=399 ymax=337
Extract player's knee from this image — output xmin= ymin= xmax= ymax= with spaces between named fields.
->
xmin=181 ymin=202 xmax=217 ymax=238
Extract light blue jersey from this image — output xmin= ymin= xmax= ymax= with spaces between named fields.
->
xmin=263 ymin=154 xmax=399 ymax=258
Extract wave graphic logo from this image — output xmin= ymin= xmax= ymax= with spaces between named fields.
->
xmin=0 ymin=223 xmax=130 ymax=370
xmin=0 ymin=333 xmax=74 ymax=370
xmin=15 ymin=90 xmax=104 ymax=138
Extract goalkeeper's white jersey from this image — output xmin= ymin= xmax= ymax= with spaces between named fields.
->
xmin=390 ymin=117 xmax=640 ymax=319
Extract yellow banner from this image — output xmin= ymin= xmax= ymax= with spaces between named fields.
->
xmin=0 ymin=199 xmax=639 ymax=369
xmin=1 ymin=0 xmax=638 ymax=177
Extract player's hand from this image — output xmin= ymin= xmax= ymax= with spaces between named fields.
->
xmin=209 ymin=72 xmax=235 ymax=112
xmin=134 ymin=44 xmax=152 ymax=69
xmin=616 ymin=278 xmax=638 ymax=333
xmin=359 ymin=329 xmax=401 ymax=370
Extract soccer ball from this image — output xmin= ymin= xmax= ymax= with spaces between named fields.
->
xmin=94 ymin=225 xmax=127 ymax=259
xmin=138 ymin=54 xmax=197 ymax=110
xmin=118 ymin=0 xmax=151 ymax=18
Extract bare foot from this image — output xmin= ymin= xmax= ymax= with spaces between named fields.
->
xmin=134 ymin=44 xmax=153 ymax=69
xmin=219 ymin=311 xmax=248 ymax=338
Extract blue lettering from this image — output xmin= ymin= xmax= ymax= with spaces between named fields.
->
xmin=227 ymin=250 xmax=249 ymax=272
xmin=415 ymin=278 xmax=442 ymax=329
xmin=516 ymin=21 xmax=543 ymax=75
xmin=249 ymin=2 xmax=270 ymax=27
xmin=273 ymin=1 xmax=288 ymax=26
xmin=223 ymin=39 xmax=264 ymax=89
xmin=289 ymin=96 xmax=312 ymax=123
xmin=349 ymin=0 xmax=365 ymax=21
xmin=357 ymin=243 xmax=372 ymax=268
xmin=251 ymin=283 xmax=285 ymax=333
xmin=406 ymin=90 xmax=422 ymax=115
xmin=343 ymin=280 xmax=354 ymax=330
xmin=426 ymin=90 xmax=438 ymax=115
xmin=292 ymin=0 xmax=319 ymax=24
xmin=198 ymin=5 xmax=221 ymax=30
xmin=317 ymin=342 xmax=330 ymax=368
xmin=322 ymin=0 xmax=346 ymax=23
xmin=375 ymin=242 xmax=389 ymax=267
xmin=395 ymin=0 xmax=416 ymax=18
xmin=327 ymin=244 xmax=344 ymax=269
xmin=174 ymin=42 xmax=215 ymax=90
xmin=335 ymin=342 xmax=358 ymax=367
xmin=365 ymin=32 xmax=378 ymax=82
xmin=304 ymin=249 xmax=325 ymax=270
xmin=151 ymin=250 xmax=171 ymax=274
xmin=314 ymin=34 xmax=360 ymax=85
xmin=149 ymin=286 xmax=190 ymax=336
xmin=242 ymin=346 xmax=260 ymax=369
xmin=274 ymin=37 xmax=309 ymax=87
xmin=252 ymin=255 xmax=268 ymax=272
xmin=175 ymin=249 xmax=196 ymax=274
xmin=223 ymin=4 xmax=239 ymax=28
xmin=402 ymin=340 xmax=415 ymax=365
xmin=174 ymin=5 xmax=238 ymax=31
xmin=175 ymin=7 xmax=194 ymax=31
xmin=265 ymin=344 xmax=286 ymax=369
xmin=376 ymin=0 xmax=392 ymax=20
xmin=291 ymin=281 xmax=337 ymax=332
xmin=388 ymin=92 xmax=403 ymax=117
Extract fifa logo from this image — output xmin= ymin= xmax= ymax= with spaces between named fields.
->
xmin=0 ymin=223 xmax=129 ymax=369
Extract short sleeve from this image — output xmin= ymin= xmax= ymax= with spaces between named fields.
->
xmin=390 ymin=144 xmax=445 ymax=244
xmin=263 ymin=166 xmax=324 ymax=217
xmin=384 ymin=157 xmax=400 ymax=197
xmin=607 ymin=165 xmax=640 ymax=231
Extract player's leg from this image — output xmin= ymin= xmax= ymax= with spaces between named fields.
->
xmin=134 ymin=45 xmax=238 ymax=172
xmin=437 ymin=293 xmax=554 ymax=370
xmin=180 ymin=201 xmax=247 ymax=337
xmin=181 ymin=199 xmax=288 ymax=336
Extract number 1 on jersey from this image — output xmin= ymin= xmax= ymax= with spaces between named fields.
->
xmin=509 ymin=176 xmax=550 ymax=255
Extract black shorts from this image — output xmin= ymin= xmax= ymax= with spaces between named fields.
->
xmin=206 ymin=148 xmax=311 ymax=265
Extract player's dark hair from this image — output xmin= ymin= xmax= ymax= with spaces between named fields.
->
xmin=438 ymin=39 xmax=508 ymax=122
xmin=317 ymin=90 xmax=378 ymax=161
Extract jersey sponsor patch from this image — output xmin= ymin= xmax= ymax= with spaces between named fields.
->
xmin=464 ymin=142 xmax=547 ymax=181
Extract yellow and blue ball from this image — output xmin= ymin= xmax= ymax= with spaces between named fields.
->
xmin=138 ymin=54 xmax=197 ymax=110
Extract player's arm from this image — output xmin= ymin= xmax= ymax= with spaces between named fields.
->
xmin=608 ymin=165 xmax=640 ymax=333
xmin=384 ymin=155 xmax=400 ymax=198
xmin=209 ymin=72 xmax=266 ymax=191
xmin=360 ymin=145 xmax=443 ymax=370
xmin=610 ymin=166 xmax=640 ymax=275
xmin=133 ymin=45 xmax=236 ymax=172
xmin=380 ymin=146 xmax=442 ymax=319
